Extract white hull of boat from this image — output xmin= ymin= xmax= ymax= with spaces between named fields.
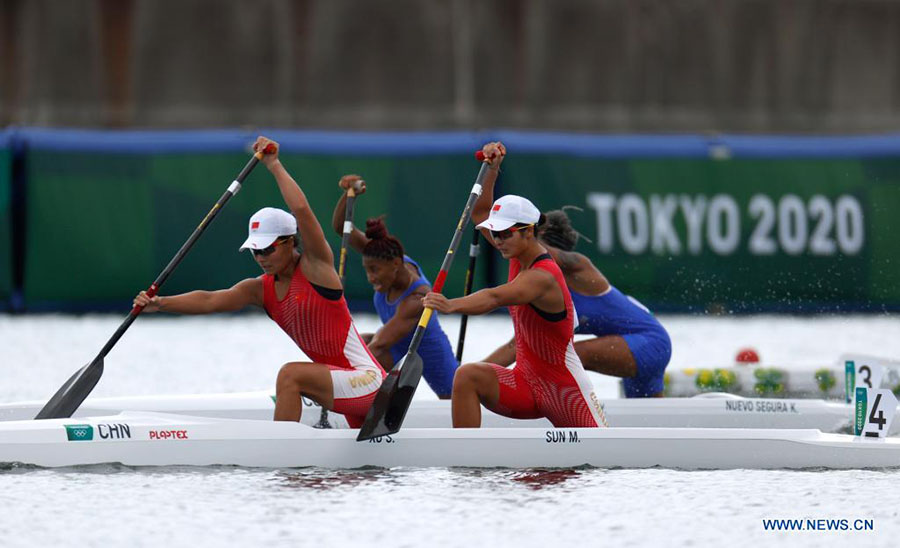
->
xmin=0 ymin=411 xmax=898 ymax=470
xmin=0 ymin=391 xmax=881 ymax=433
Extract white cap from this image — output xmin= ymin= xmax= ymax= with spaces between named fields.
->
xmin=475 ymin=195 xmax=541 ymax=231
xmin=239 ymin=207 xmax=297 ymax=251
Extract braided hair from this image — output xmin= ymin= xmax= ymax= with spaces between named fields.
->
xmin=362 ymin=217 xmax=405 ymax=261
xmin=540 ymin=207 xmax=590 ymax=251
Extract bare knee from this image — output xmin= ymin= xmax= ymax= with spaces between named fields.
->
xmin=276 ymin=362 xmax=305 ymax=391
xmin=453 ymin=363 xmax=479 ymax=389
xmin=453 ymin=363 xmax=493 ymax=394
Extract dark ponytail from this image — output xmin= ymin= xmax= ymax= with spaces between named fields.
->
xmin=540 ymin=207 xmax=591 ymax=251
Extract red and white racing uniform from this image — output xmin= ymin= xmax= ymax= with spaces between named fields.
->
xmin=487 ymin=253 xmax=606 ymax=427
xmin=262 ymin=264 xmax=385 ymax=427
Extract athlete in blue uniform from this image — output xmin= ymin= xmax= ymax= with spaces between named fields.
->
xmin=331 ymin=175 xmax=458 ymax=398
xmin=484 ymin=206 xmax=671 ymax=398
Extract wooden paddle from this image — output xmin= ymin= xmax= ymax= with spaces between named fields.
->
xmin=314 ymin=180 xmax=363 ymax=429
xmin=455 ymin=228 xmax=480 ymax=363
xmin=357 ymin=151 xmax=491 ymax=441
xmin=34 ymin=145 xmax=274 ymax=420
xmin=337 ymin=183 xmax=361 ymax=285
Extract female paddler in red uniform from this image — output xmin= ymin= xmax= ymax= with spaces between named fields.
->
xmin=133 ymin=136 xmax=385 ymax=427
xmin=422 ymin=142 xmax=607 ymax=429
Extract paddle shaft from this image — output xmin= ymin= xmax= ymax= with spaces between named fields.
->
xmin=337 ymin=187 xmax=357 ymax=283
xmin=455 ymin=228 xmax=480 ymax=363
xmin=103 ymin=152 xmax=265 ymax=358
xmin=317 ymin=185 xmax=359 ymax=429
xmin=401 ymin=162 xmax=490 ymax=363
xmin=356 ymin=155 xmax=493 ymax=441
xmin=35 ymin=149 xmax=267 ymax=420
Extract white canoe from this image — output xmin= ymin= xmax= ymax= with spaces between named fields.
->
xmin=0 ymin=391 xmax=882 ymax=433
xmin=0 ymin=411 xmax=898 ymax=470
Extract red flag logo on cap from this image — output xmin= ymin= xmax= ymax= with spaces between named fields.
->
xmin=251 ymin=221 xmax=260 ymax=230
xmin=492 ymin=204 xmax=502 ymax=212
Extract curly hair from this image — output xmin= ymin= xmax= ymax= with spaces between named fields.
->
xmin=362 ymin=217 xmax=405 ymax=261
xmin=540 ymin=210 xmax=578 ymax=251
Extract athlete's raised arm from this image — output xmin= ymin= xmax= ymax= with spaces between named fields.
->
xmin=422 ymin=267 xmax=555 ymax=316
xmin=253 ymin=136 xmax=339 ymax=287
xmin=133 ymin=277 xmax=263 ymax=314
xmin=470 ymin=141 xmax=505 ymax=248
xmin=330 ymin=174 xmax=369 ymax=254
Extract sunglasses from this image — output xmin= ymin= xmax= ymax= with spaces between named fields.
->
xmin=490 ymin=224 xmax=535 ymax=241
xmin=252 ymin=236 xmax=292 ymax=257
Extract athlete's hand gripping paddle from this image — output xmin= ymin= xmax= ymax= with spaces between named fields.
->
xmin=34 ymin=144 xmax=275 ymax=420
xmin=357 ymin=151 xmax=493 ymax=441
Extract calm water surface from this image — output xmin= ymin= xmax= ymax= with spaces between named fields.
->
xmin=1 ymin=313 xmax=899 ymax=547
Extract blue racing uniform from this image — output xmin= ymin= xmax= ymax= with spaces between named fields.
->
xmin=571 ymin=286 xmax=671 ymax=397
xmin=373 ymin=256 xmax=458 ymax=397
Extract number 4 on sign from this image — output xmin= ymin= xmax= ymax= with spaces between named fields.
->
xmin=855 ymin=387 xmax=898 ymax=439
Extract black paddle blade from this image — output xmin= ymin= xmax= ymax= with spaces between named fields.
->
xmin=356 ymin=353 xmax=424 ymax=441
xmin=33 ymin=358 xmax=104 ymax=420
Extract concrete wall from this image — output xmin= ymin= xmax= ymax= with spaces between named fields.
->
xmin=3 ymin=0 xmax=900 ymax=132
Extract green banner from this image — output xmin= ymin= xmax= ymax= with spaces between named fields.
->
xmin=21 ymin=151 xmax=900 ymax=311
xmin=0 ymin=145 xmax=11 ymax=304
xmin=500 ymin=157 xmax=900 ymax=311
xmin=23 ymin=151 xmax=481 ymax=307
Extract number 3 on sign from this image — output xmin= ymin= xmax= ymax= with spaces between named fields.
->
xmin=855 ymin=387 xmax=898 ymax=439
xmin=844 ymin=357 xmax=886 ymax=403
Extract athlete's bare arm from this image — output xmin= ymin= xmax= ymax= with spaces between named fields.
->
xmin=254 ymin=136 xmax=341 ymax=288
xmin=423 ymin=268 xmax=556 ymax=316
xmin=542 ymin=245 xmax=583 ymax=274
xmin=542 ymin=244 xmax=610 ymax=295
xmin=367 ymin=287 xmax=427 ymax=367
xmin=133 ymin=277 xmax=263 ymax=314
xmin=330 ymin=175 xmax=369 ymax=253
xmin=483 ymin=335 xmax=516 ymax=367
xmin=470 ymin=141 xmax=505 ymax=250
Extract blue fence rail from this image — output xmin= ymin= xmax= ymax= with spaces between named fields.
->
xmin=14 ymin=127 xmax=900 ymax=157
